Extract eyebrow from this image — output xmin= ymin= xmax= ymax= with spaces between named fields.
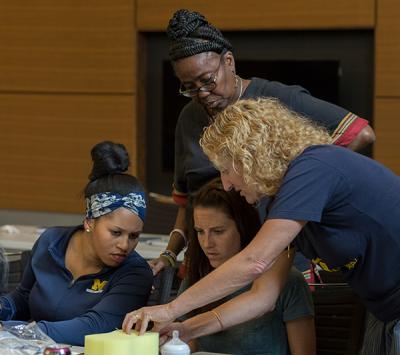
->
xmin=181 ymin=71 xmax=214 ymax=86
xmin=194 ymin=225 xmax=225 ymax=230
xmin=110 ymin=225 xmax=142 ymax=234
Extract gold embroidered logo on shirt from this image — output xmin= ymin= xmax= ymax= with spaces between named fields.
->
xmin=86 ymin=279 xmax=108 ymax=293
xmin=312 ymin=257 xmax=358 ymax=272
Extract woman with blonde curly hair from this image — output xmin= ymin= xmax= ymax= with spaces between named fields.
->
xmin=124 ymin=98 xmax=400 ymax=355
xmin=202 ymin=97 xmax=332 ymax=197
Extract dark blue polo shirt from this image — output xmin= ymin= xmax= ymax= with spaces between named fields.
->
xmin=268 ymin=145 xmax=400 ymax=321
xmin=0 ymin=226 xmax=152 ymax=345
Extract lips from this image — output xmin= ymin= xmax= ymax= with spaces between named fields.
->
xmin=110 ymin=253 xmax=127 ymax=264
xmin=203 ymin=99 xmax=220 ymax=109
xmin=205 ymin=252 xmax=219 ymax=259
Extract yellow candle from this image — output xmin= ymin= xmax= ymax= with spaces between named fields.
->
xmin=85 ymin=330 xmax=159 ymax=355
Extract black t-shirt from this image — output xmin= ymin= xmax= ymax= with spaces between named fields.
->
xmin=174 ymin=77 xmax=361 ymax=196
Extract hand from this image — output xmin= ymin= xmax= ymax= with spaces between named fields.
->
xmin=159 ymin=322 xmax=191 ymax=346
xmin=148 ymin=257 xmax=169 ymax=276
xmin=122 ymin=303 xmax=176 ymax=335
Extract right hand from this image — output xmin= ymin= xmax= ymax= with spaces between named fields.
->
xmin=122 ymin=303 xmax=176 ymax=335
xmin=148 ymin=257 xmax=169 ymax=276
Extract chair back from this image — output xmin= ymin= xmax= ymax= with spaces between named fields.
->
xmin=147 ymin=266 xmax=179 ymax=306
xmin=313 ymin=272 xmax=365 ymax=355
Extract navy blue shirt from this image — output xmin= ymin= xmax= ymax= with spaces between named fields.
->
xmin=0 ymin=226 xmax=153 ymax=345
xmin=268 ymin=145 xmax=400 ymax=321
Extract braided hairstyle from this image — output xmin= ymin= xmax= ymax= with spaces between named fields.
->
xmin=166 ymin=9 xmax=233 ymax=61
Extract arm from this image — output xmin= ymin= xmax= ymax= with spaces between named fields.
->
xmin=286 ymin=316 xmax=316 ymax=355
xmin=38 ymin=266 xmax=152 ymax=346
xmin=280 ymin=269 xmax=316 ymax=355
xmin=168 ymin=204 xmax=187 ymax=254
xmin=160 ymin=249 xmax=294 ymax=342
xmin=124 ymin=219 xmax=304 ymax=334
xmin=292 ymin=88 xmax=375 ymax=151
xmin=148 ymin=205 xmax=187 ymax=274
xmin=169 ymin=219 xmax=303 ymax=319
xmin=0 ymin=249 xmax=36 ymax=321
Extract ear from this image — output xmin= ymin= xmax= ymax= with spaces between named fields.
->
xmin=83 ymin=218 xmax=95 ymax=232
xmin=224 ymin=51 xmax=236 ymax=70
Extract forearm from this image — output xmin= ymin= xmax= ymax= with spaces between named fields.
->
xmin=165 ymin=205 xmax=187 ymax=256
xmin=179 ymin=250 xmax=293 ymax=340
xmin=169 ymin=220 xmax=302 ymax=319
xmin=38 ymin=313 xmax=112 ymax=346
xmin=212 ymin=249 xmax=293 ymax=329
xmin=182 ymin=311 xmax=225 ymax=341
xmin=1 ymin=278 xmax=34 ymax=320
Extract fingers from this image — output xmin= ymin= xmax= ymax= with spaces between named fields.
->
xmin=152 ymin=260 xmax=166 ymax=276
xmin=123 ymin=304 xmax=175 ymax=335
xmin=139 ymin=312 xmax=152 ymax=335
xmin=147 ymin=259 xmax=156 ymax=268
xmin=148 ymin=258 xmax=166 ymax=275
xmin=122 ymin=311 xmax=141 ymax=334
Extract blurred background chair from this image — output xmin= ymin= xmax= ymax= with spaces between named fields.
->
xmin=312 ymin=271 xmax=366 ymax=355
xmin=0 ymin=247 xmax=9 ymax=295
xmin=147 ymin=266 xmax=179 ymax=306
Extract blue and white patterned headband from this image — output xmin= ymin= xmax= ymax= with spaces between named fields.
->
xmin=86 ymin=192 xmax=147 ymax=222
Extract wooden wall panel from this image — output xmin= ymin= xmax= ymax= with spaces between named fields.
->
xmin=136 ymin=0 xmax=375 ymax=31
xmin=374 ymin=0 xmax=400 ymax=173
xmin=0 ymin=0 xmax=135 ymax=94
xmin=375 ymin=0 xmax=400 ymax=97
xmin=0 ymin=94 xmax=136 ymax=213
xmin=374 ymin=98 xmax=400 ymax=175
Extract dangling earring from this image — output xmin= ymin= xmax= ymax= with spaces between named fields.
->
xmin=86 ymin=228 xmax=90 ymax=233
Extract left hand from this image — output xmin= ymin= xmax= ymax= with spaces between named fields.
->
xmin=122 ymin=303 xmax=176 ymax=335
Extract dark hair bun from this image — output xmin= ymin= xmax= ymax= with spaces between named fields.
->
xmin=166 ymin=9 xmax=233 ymax=61
xmin=167 ymin=9 xmax=208 ymax=40
xmin=89 ymin=141 xmax=130 ymax=181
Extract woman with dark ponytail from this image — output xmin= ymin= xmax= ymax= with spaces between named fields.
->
xmin=0 ymin=141 xmax=153 ymax=346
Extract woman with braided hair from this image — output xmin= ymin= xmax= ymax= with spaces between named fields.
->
xmin=149 ymin=9 xmax=376 ymax=275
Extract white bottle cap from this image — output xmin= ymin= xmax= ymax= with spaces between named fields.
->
xmin=161 ymin=330 xmax=190 ymax=355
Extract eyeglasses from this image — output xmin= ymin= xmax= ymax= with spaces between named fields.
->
xmin=178 ymin=55 xmax=224 ymax=98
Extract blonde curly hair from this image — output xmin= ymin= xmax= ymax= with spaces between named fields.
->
xmin=200 ymin=97 xmax=332 ymax=196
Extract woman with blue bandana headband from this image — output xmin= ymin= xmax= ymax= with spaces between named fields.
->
xmin=0 ymin=141 xmax=153 ymax=346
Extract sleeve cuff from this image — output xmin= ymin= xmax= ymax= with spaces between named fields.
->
xmin=332 ymin=115 xmax=369 ymax=147
xmin=172 ymin=187 xmax=188 ymax=206
xmin=0 ymin=297 xmax=15 ymax=321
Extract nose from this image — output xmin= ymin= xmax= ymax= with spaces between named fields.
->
xmin=116 ymin=236 xmax=129 ymax=252
xmin=221 ymin=173 xmax=233 ymax=191
xmin=202 ymin=233 xmax=214 ymax=249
